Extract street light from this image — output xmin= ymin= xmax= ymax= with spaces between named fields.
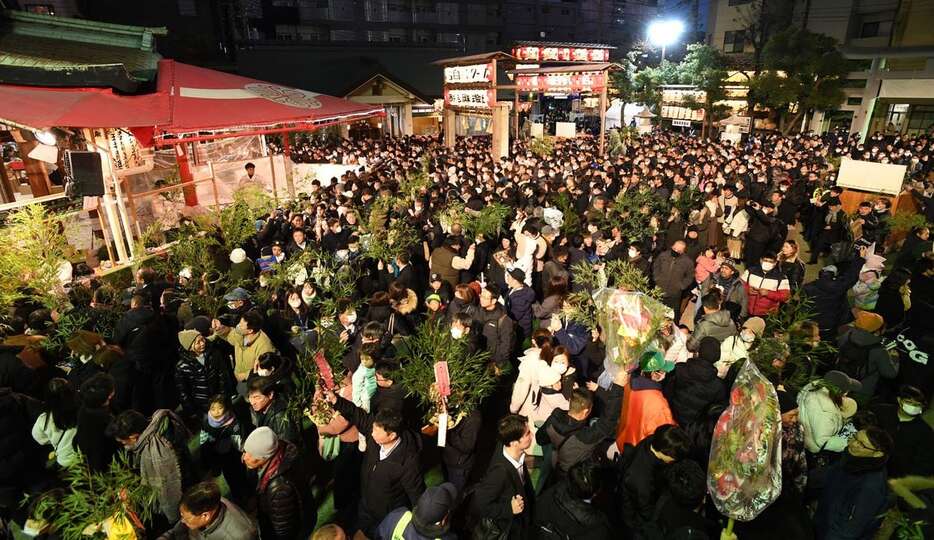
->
xmin=647 ymin=19 xmax=685 ymax=62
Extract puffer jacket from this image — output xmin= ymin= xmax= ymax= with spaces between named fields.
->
xmin=798 ymin=382 xmax=848 ymax=453
xmin=256 ymin=441 xmax=311 ymax=540
xmin=686 ymin=310 xmax=737 ymax=351
xmin=664 ymin=358 xmax=726 ymax=426
xmin=174 ymin=344 xmax=235 ymax=416
xmin=743 ymin=267 xmax=791 ymax=317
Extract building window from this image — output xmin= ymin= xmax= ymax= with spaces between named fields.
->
xmin=846 ymin=97 xmax=863 ymax=106
xmin=859 ymin=20 xmax=892 ymax=38
xmin=728 ymin=0 xmax=752 ymax=5
xmin=841 ymin=79 xmax=868 ymax=88
xmin=331 ymin=29 xmax=356 ymax=41
xmin=437 ymin=32 xmax=460 ymax=44
xmin=723 ymin=30 xmax=745 ymax=53
xmin=487 ymin=32 xmax=500 ymax=45
xmin=177 ymin=0 xmax=197 ymax=16
xmin=366 ymin=0 xmax=388 ymax=22
xmin=438 ymin=2 xmax=459 ymax=24
xmin=845 ymin=59 xmax=873 ymax=71
xmin=414 ymin=29 xmax=434 ymax=43
xmin=24 ymin=4 xmax=55 ymax=15
xmin=388 ymin=28 xmax=408 ymax=42
xmin=368 ymin=30 xmax=389 ymax=42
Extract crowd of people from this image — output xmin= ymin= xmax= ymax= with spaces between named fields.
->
xmin=1 ymin=128 xmax=934 ymax=540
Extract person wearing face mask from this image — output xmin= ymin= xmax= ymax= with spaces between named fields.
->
xmin=212 ymin=311 xmax=277 ymax=383
xmin=743 ymin=253 xmax=791 ymax=317
xmin=814 ymin=426 xmax=893 ymax=540
xmin=871 ymin=385 xmax=934 ymax=478
xmin=715 ymin=317 xmax=765 ymax=378
xmin=652 ymin=240 xmax=696 ymax=318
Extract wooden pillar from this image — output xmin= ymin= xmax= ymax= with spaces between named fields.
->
xmin=443 ymin=108 xmax=456 ymax=148
xmin=174 ymin=143 xmax=199 ymax=206
xmin=282 ymin=133 xmax=295 ymax=197
xmin=12 ymin=132 xmax=51 ymax=197
xmin=514 ymin=92 xmax=520 ymax=140
xmin=492 ymin=102 xmax=510 ymax=162
xmin=0 ymin=160 xmax=15 ymax=203
xmin=598 ymin=84 xmax=608 ymax=156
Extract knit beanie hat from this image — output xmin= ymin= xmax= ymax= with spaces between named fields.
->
xmin=177 ymin=329 xmax=201 ymax=351
xmin=244 ymin=426 xmax=278 ymax=460
xmin=853 ymin=310 xmax=884 ymax=333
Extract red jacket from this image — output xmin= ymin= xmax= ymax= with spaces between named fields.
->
xmin=743 ymin=268 xmax=791 ymax=317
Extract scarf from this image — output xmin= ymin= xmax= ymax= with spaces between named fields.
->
xmin=257 ymin=445 xmax=286 ymax=492
xmin=132 ymin=410 xmax=190 ymax=521
xmin=207 ymin=412 xmax=234 ymax=429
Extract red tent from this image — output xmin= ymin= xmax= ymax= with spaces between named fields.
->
xmin=154 ymin=60 xmax=384 ymax=143
xmin=0 ymin=84 xmax=169 ymax=131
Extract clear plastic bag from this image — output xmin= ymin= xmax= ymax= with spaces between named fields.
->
xmin=707 ymin=359 xmax=783 ymax=522
xmin=595 ymin=288 xmax=670 ymax=379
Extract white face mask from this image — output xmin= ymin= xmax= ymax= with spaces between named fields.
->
xmin=302 ymin=292 xmax=315 ymax=304
xmin=227 ymin=302 xmax=239 ymax=310
xmin=761 ymin=261 xmax=775 ymax=272
xmin=552 ymin=361 xmax=568 ymax=374
xmin=256 ymin=368 xmax=272 ymax=377
xmin=628 ymin=249 xmax=638 ymax=259
xmin=259 ymin=276 xmax=269 ymax=288
xmin=346 ymin=312 xmax=357 ymax=324
xmin=901 ymin=402 xmax=923 ymax=416
xmin=288 ymin=298 xmax=302 ymax=309
xmin=740 ymin=330 xmax=756 ymax=343
xmin=451 ymin=327 xmax=464 ymax=339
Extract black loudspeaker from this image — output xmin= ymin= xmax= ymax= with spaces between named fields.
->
xmin=65 ymin=151 xmax=105 ymax=197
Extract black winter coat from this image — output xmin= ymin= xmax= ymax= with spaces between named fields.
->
xmin=534 ymin=482 xmax=610 ymax=540
xmin=256 ymin=441 xmax=312 ymax=540
xmin=619 ymin=434 xmax=669 ymax=533
xmin=801 ymin=257 xmax=865 ymax=337
xmin=507 ymin=286 xmax=536 ymax=335
xmin=652 ymin=251 xmax=694 ymax=298
xmin=174 ymin=344 xmax=235 ymax=416
xmin=333 ymin=396 xmax=425 ymax=531
xmin=76 ymin=405 xmax=117 ymax=472
xmin=0 ymin=388 xmax=43 ymax=510
xmin=664 ymin=359 xmax=726 ymax=426
xmin=477 ymin=304 xmax=516 ymax=368
xmin=440 ymin=410 xmax=481 ymax=469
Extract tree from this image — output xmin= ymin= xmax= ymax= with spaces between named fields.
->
xmin=627 ymin=59 xmax=683 ymax=112
xmin=733 ymin=0 xmax=797 ymax=74
xmin=749 ymin=28 xmax=847 ymax=134
xmin=677 ymin=44 xmax=730 ymax=138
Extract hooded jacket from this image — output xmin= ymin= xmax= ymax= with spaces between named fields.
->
xmin=797 ymin=382 xmax=848 ymax=453
xmin=835 ymin=327 xmax=898 ymax=401
xmin=686 ymin=310 xmax=737 ymax=351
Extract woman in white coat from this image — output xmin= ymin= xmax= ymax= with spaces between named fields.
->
xmin=510 ymin=330 xmax=553 ymax=418
xmin=798 ymin=371 xmax=861 ymax=454
xmin=31 ymin=378 xmax=79 ymax=468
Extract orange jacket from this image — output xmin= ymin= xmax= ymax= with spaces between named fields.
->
xmin=616 ymin=378 xmax=676 ymax=449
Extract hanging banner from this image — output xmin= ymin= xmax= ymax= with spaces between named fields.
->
xmin=513 ymin=46 xmax=610 ymax=63
xmin=515 ymin=71 xmax=606 ymax=93
xmin=444 ymin=63 xmax=493 ymax=85
xmin=444 ymin=88 xmax=495 ymax=109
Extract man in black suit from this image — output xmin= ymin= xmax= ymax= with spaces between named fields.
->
xmin=324 ymin=386 xmax=425 ymax=538
xmin=470 ymin=414 xmax=535 ymax=538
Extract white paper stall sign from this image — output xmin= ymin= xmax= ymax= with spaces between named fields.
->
xmin=445 ymin=88 xmax=494 ymax=109
xmin=444 ymin=63 xmax=492 ymax=84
